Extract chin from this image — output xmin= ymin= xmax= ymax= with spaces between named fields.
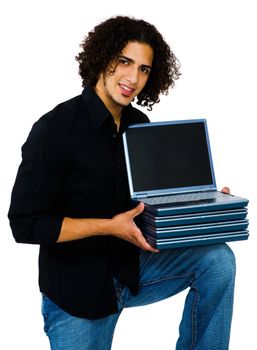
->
xmin=114 ymin=98 xmax=131 ymax=107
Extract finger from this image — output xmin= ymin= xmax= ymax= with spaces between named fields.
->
xmin=137 ymin=237 xmax=159 ymax=252
xmin=129 ymin=202 xmax=145 ymax=218
xmin=135 ymin=228 xmax=159 ymax=253
xmin=221 ymin=186 xmax=230 ymax=194
xmin=141 ymin=241 xmax=160 ymax=253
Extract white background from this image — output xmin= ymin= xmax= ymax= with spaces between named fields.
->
xmin=1 ymin=0 xmax=256 ymax=349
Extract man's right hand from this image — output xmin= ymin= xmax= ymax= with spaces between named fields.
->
xmin=110 ymin=202 xmax=159 ymax=253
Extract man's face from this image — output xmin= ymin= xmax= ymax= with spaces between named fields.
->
xmin=95 ymin=41 xmax=153 ymax=112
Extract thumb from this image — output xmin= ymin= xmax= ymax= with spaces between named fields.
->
xmin=129 ymin=202 xmax=145 ymax=218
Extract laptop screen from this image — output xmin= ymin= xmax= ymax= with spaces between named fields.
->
xmin=123 ymin=119 xmax=216 ymax=198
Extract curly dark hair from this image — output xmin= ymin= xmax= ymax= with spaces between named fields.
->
xmin=76 ymin=16 xmax=181 ymax=110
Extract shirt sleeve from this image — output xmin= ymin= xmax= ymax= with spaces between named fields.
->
xmin=8 ymin=114 xmax=65 ymax=246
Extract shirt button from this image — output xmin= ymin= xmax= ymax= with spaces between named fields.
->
xmin=112 ymin=134 xmax=117 ymax=138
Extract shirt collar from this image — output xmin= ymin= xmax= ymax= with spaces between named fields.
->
xmin=81 ymin=85 xmax=134 ymax=131
xmin=81 ymin=86 xmax=111 ymax=130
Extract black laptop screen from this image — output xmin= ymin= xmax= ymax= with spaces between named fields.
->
xmin=125 ymin=121 xmax=214 ymax=193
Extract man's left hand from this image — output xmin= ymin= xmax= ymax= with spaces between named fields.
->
xmin=221 ymin=187 xmax=230 ymax=194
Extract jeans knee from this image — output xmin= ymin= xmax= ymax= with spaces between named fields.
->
xmin=210 ymin=244 xmax=236 ymax=283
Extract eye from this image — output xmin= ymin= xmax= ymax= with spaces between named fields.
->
xmin=117 ymin=57 xmax=130 ymax=65
xmin=140 ymin=66 xmax=151 ymax=75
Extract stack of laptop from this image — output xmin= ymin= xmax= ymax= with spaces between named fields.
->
xmin=122 ymin=119 xmax=249 ymax=249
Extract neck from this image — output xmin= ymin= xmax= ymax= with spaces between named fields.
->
xmin=112 ymin=110 xmax=122 ymax=131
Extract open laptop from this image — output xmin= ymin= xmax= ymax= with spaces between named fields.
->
xmin=122 ymin=119 xmax=249 ymax=216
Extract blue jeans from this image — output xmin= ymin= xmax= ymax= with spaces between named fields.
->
xmin=42 ymin=244 xmax=236 ymax=350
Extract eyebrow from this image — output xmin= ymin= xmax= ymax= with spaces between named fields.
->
xmin=118 ymin=55 xmax=152 ymax=70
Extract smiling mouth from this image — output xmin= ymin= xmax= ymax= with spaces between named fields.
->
xmin=119 ymin=83 xmax=135 ymax=97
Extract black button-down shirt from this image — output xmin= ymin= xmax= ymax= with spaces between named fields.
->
xmin=8 ymin=86 xmax=149 ymax=319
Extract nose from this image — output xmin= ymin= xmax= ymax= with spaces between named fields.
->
xmin=126 ymin=66 xmax=139 ymax=84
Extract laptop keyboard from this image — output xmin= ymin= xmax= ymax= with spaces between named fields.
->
xmin=143 ymin=191 xmax=228 ymax=205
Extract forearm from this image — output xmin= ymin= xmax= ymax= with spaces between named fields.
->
xmin=57 ymin=217 xmax=113 ymax=243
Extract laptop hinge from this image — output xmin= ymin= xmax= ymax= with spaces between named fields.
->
xmin=135 ymin=193 xmax=148 ymax=199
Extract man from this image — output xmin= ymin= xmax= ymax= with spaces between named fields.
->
xmin=8 ymin=16 xmax=235 ymax=350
